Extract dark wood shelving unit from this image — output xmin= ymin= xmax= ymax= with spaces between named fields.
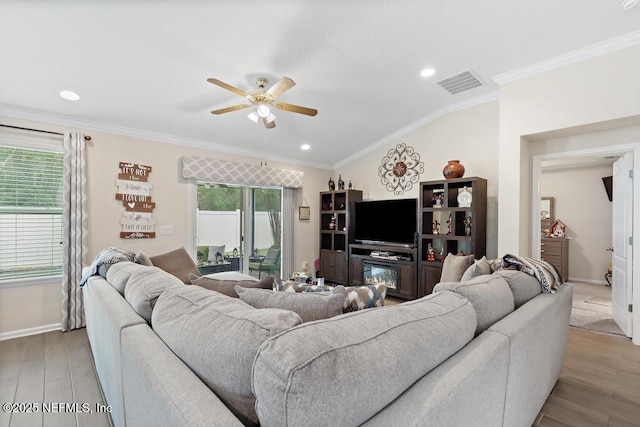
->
xmin=319 ymin=189 xmax=362 ymax=285
xmin=418 ymin=177 xmax=487 ymax=295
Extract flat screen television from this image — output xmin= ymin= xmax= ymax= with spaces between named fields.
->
xmin=354 ymin=198 xmax=417 ymax=247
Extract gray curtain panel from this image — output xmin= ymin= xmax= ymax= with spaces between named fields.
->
xmin=61 ymin=132 xmax=87 ymax=331
xmin=281 ymin=187 xmax=296 ymax=279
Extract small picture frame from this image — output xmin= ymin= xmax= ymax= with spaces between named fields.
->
xmin=299 ymin=206 xmax=311 ymax=220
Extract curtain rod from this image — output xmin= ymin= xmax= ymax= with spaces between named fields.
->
xmin=0 ymin=124 xmax=92 ymax=141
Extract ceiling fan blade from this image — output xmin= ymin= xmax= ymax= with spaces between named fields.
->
xmin=207 ymin=78 xmax=248 ymax=97
xmin=275 ymin=102 xmax=318 ymax=116
xmin=266 ymin=77 xmax=295 ymax=99
xmin=211 ymin=104 xmax=251 ymax=114
xmin=262 ymin=117 xmax=276 ymax=129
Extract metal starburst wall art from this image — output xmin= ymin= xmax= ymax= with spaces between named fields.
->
xmin=378 ymin=143 xmax=424 ymax=195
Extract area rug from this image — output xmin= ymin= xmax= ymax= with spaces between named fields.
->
xmin=569 ymin=282 xmax=624 ymax=336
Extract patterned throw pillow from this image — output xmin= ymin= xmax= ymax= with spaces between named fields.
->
xmin=343 ymin=284 xmax=387 ymax=313
xmin=273 ymin=278 xmax=304 ymax=293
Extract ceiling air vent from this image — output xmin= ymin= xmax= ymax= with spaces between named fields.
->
xmin=436 ymin=70 xmax=483 ymax=95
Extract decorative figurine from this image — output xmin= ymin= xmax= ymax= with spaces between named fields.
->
xmin=339 ymin=201 xmax=345 ymax=209
xmin=447 ymin=213 xmax=452 ymax=235
xmin=338 ymin=174 xmax=345 ymax=190
xmin=457 ymin=186 xmax=472 ymax=208
xmin=329 ymin=215 xmax=336 ymax=230
xmin=464 ymin=216 xmax=472 ymax=237
xmin=551 ymin=219 xmax=566 ymax=237
xmin=427 ymin=243 xmax=435 ymax=261
xmin=328 ymin=177 xmax=335 ymax=191
xmin=348 ymin=180 xmax=353 ymax=190
xmin=439 ymin=248 xmax=445 ymax=261
xmin=432 ymin=220 xmax=440 ymax=235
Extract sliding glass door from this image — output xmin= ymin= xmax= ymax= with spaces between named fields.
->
xmin=196 ymin=182 xmax=282 ymax=278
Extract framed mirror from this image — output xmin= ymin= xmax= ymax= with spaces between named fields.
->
xmin=540 ymin=197 xmax=554 ymax=237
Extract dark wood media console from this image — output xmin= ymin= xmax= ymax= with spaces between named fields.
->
xmin=349 ymin=243 xmax=420 ymax=300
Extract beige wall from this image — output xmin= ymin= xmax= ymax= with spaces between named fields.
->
xmin=498 ymin=42 xmax=640 ymax=344
xmin=498 ymin=43 xmax=640 ymax=256
xmin=337 ymin=100 xmax=500 ymax=258
xmin=0 ymin=116 xmax=329 ymax=337
xmin=540 ymin=164 xmax=613 ymax=283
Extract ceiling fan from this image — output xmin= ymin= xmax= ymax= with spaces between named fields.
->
xmin=207 ymin=76 xmax=318 ymax=129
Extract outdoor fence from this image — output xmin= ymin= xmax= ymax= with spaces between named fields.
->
xmin=197 ymin=210 xmax=276 ymax=253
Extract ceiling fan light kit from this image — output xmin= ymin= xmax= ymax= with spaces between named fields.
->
xmin=208 ymin=76 xmax=317 ymax=129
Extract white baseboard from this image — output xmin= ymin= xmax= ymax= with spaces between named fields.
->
xmin=0 ymin=323 xmax=61 ymax=341
xmin=567 ymin=277 xmax=608 ymax=286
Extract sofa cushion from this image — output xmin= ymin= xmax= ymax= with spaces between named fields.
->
xmin=493 ymin=269 xmax=542 ymax=308
xmin=343 ymin=284 xmax=387 ymax=312
xmin=106 ymin=261 xmax=141 ymax=295
xmin=149 ymin=247 xmax=200 ymax=284
xmin=152 ymin=285 xmax=302 ymax=426
xmin=434 ymin=274 xmax=515 ymax=335
xmin=189 ymin=273 xmax=273 ymax=298
xmin=236 ymin=286 xmax=346 ymax=322
xmin=440 ymin=253 xmax=475 ymax=282
xmin=252 ymin=291 xmax=476 ymax=427
xmin=461 ymin=256 xmax=491 ymax=281
xmin=123 ymin=265 xmax=183 ymax=323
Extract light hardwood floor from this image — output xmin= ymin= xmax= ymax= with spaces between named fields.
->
xmin=535 ymin=328 xmax=640 ymax=426
xmin=0 ymin=326 xmax=638 ymax=427
xmin=0 ymin=329 xmax=110 ymax=427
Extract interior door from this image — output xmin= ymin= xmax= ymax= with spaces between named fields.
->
xmin=612 ymin=152 xmax=633 ymax=337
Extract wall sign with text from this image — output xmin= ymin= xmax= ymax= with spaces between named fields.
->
xmin=115 ymin=162 xmax=156 ymax=238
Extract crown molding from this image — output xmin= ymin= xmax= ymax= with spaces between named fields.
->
xmin=0 ymin=104 xmax=333 ymax=170
xmin=493 ymin=30 xmax=640 ymax=85
xmin=332 ymin=91 xmax=499 ymax=170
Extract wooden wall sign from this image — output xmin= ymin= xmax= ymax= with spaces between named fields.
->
xmin=115 ymin=162 xmax=156 ymax=238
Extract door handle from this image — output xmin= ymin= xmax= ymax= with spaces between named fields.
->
xmin=606 ymin=247 xmax=614 ymax=252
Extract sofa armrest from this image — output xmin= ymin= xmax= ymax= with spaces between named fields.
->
xmin=121 ymin=324 xmax=243 ymax=427
xmin=83 ymin=277 xmax=146 ymax=427
xmin=487 ymin=283 xmax=573 ymax=427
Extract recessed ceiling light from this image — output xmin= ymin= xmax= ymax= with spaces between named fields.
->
xmin=420 ymin=68 xmax=436 ymax=78
xmin=59 ymin=90 xmax=80 ymax=101
xmin=300 ymin=144 xmax=311 ymax=151
xmin=621 ymin=0 xmax=639 ymax=9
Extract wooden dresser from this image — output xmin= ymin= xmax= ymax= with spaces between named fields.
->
xmin=540 ymin=237 xmax=569 ymax=281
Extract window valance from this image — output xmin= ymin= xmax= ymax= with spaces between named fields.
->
xmin=182 ymin=156 xmax=304 ymax=189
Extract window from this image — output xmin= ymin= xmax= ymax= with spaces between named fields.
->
xmin=0 ymin=145 xmax=64 ymax=281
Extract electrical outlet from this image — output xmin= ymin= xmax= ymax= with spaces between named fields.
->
xmin=159 ymin=225 xmax=175 ymax=235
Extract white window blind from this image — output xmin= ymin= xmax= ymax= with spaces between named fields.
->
xmin=0 ymin=145 xmax=64 ymax=280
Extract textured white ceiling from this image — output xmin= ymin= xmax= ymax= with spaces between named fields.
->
xmin=0 ymin=1 xmax=639 ymax=168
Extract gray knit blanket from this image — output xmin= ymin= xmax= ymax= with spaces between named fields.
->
xmin=501 ymin=254 xmax=563 ymax=293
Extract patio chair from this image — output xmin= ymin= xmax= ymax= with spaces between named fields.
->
xmin=249 ymin=247 xmax=281 ymax=278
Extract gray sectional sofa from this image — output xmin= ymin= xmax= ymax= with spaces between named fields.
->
xmin=82 ymin=261 xmax=572 ymax=427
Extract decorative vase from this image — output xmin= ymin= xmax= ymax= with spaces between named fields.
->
xmin=442 ymin=160 xmax=465 ymax=179
xmin=328 ymin=177 xmax=335 ymax=191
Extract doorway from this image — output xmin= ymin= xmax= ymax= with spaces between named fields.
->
xmin=532 ymin=144 xmax=637 ymax=340
xmin=195 ymin=182 xmax=282 ymax=278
